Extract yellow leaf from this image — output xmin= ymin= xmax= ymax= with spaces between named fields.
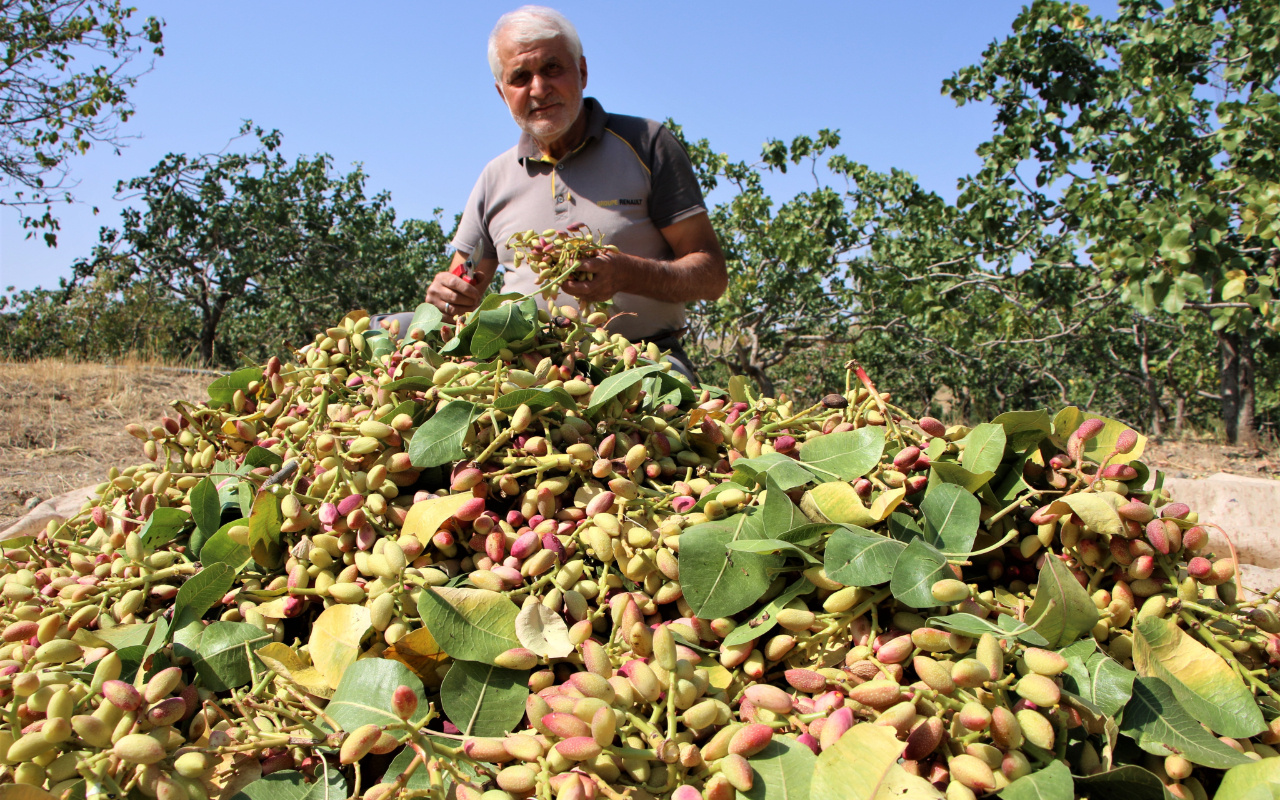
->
xmin=1057 ymin=491 xmax=1126 ymax=536
xmin=0 ymin=786 xmax=59 ymax=800
xmin=384 ymin=627 xmax=449 ymax=687
xmin=309 ymin=604 xmax=372 ymax=689
xmin=812 ymin=723 xmax=906 ymax=799
xmin=255 ymin=642 xmax=334 ymax=699
xmin=703 ymin=664 xmax=734 ymax=691
xmin=403 ymin=493 xmax=472 ymax=545
xmin=806 ymin=483 xmax=903 ymax=528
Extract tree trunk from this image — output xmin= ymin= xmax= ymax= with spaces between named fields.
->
xmin=1237 ymin=332 xmax=1258 ymax=450
xmin=198 ymin=300 xmax=226 ymax=366
xmin=1216 ymin=330 xmax=1258 ymax=447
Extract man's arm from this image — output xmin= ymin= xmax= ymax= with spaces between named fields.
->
xmin=563 ymin=212 xmax=727 ymax=304
xmin=424 ymin=251 xmax=502 ymax=321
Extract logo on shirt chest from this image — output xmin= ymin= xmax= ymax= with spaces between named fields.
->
xmin=597 ymin=198 xmax=644 ymax=207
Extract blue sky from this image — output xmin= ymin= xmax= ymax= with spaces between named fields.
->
xmin=0 ymin=1 xmax=1117 ymax=294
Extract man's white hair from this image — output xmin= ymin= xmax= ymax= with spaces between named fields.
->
xmin=488 ymin=6 xmax=583 ymax=80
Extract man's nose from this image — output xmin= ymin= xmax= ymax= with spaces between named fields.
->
xmin=529 ymin=73 xmax=552 ymax=98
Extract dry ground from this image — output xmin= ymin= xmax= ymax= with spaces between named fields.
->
xmin=0 ymin=361 xmax=211 ymax=529
xmin=1 ymin=361 xmax=1275 ymax=530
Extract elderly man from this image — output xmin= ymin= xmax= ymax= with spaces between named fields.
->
xmin=424 ymin=5 xmax=726 ymax=379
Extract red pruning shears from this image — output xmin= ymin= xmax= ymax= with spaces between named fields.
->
xmin=450 ymin=248 xmax=481 ymax=285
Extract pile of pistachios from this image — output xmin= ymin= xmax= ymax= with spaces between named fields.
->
xmin=1 ymin=228 xmax=1277 ymax=800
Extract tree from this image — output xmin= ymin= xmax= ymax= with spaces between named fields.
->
xmin=1 ymin=0 xmax=164 ymax=243
xmin=944 ymin=0 xmax=1280 ymax=446
xmin=69 ymin=125 xmax=451 ymax=365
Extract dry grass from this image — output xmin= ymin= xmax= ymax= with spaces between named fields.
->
xmin=0 ymin=360 xmax=211 ymax=529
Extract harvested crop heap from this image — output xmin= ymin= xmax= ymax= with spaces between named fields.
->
xmin=2 ymin=230 xmax=1278 ymax=800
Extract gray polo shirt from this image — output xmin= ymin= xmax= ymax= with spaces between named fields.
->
xmin=451 ymin=98 xmax=708 ymax=342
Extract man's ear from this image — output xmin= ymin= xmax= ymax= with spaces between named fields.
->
xmin=495 ymin=81 xmax=506 ymax=104
xmin=579 ymin=57 xmax=588 ymax=90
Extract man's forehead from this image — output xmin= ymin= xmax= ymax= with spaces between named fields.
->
xmin=496 ymin=33 xmax=573 ymax=71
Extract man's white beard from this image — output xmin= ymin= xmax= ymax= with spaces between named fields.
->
xmin=516 ymin=93 xmax=583 ymax=144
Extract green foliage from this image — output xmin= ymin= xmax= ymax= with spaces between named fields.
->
xmin=1 ymin=0 xmax=165 ymax=242
xmin=2 ymin=124 xmax=451 ymax=365
xmin=673 ymin=0 xmax=1280 ymax=443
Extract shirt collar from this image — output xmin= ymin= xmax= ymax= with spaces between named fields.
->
xmin=517 ymin=97 xmax=606 ymax=165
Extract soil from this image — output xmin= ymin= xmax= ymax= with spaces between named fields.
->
xmin=1 ymin=361 xmax=1276 ymax=531
xmin=0 ymin=360 xmax=211 ymax=530
xmin=1139 ymin=438 xmax=1279 ymax=480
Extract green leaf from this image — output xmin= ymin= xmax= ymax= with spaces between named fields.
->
xmin=824 ymin=526 xmax=906 ymax=586
xmin=929 ymin=461 xmax=995 ymax=493
xmin=378 ymin=399 xmax=424 ymax=426
xmin=440 ymin=660 xmax=530 ymax=737
xmin=1215 ymin=759 xmax=1280 ymax=800
xmin=327 ymin=658 xmax=429 ymax=732
xmin=1060 ymin=651 xmax=1134 ymax=717
xmin=1024 ymin=553 xmax=1099 ymax=648
xmin=774 ymin=523 xmax=836 ymax=547
xmin=208 ymin=367 xmax=263 ymax=407
xmin=960 ymin=422 xmax=1006 ymax=475
xmin=172 ymin=562 xmax=236 ymax=633
xmin=1132 ymin=617 xmax=1265 ymax=738
xmin=471 ymin=298 xmax=537 ymax=359
xmin=417 ymin=586 xmax=520 ymax=665
xmin=762 ymin=472 xmax=804 ymax=535
xmin=799 ymin=427 xmax=885 ymax=480
xmin=1119 ymin=677 xmax=1252 ymax=768
xmin=192 ymin=621 xmax=269 ymax=692
xmin=91 ymin=622 xmax=155 ymax=651
xmin=493 ymin=386 xmax=578 ymax=413
xmin=679 ymin=514 xmax=781 ymax=619
xmin=1073 ymin=765 xmax=1174 ymax=800
xmin=385 ymin=736 xmax=479 ymax=791
xmin=888 ymin=538 xmax=950 ymax=608
xmin=887 ymin=512 xmax=924 ymax=542
xmin=231 ymin=768 xmax=345 ymax=800
xmin=724 ymin=538 xmax=817 ymax=562
xmin=200 ymin=518 xmax=250 ymax=571
xmin=999 ymin=760 xmax=1072 ymax=800
xmin=241 ymin=446 xmax=283 ymax=471
xmin=991 ymin=410 xmax=1052 ymax=453
xmin=919 ymin=483 xmax=981 ymax=553
xmin=408 ymin=400 xmax=478 ymax=468
xmin=365 ymin=330 xmax=395 ymax=360
xmin=743 ymin=737 xmax=816 ymax=800
xmin=138 ymin=507 xmax=190 ymax=550
xmin=927 ymin=613 xmax=1049 ymax=647
xmin=723 ymin=579 xmax=814 ymax=649
xmin=586 ymin=364 xmax=665 ymax=415
xmin=189 ymin=477 xmax=220 ymax=557
xmin=731 ymin=453 xmax=817 ymax=491
xmin=407 ymin=303 xmax=444 ymax=338
xmin=248 ymin=492 xmax=282 ymax=568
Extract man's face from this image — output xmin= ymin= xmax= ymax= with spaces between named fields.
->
xmin=493 ymin=30 xmax=587 ymax=144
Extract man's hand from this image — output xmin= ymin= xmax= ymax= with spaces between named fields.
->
xmin=563 ymin=249 xmax=632 ymax=303
xmin=425 ymin=251 xmax=498 ymax=321
xmin=563 ymin=213 xmax=727 ymax=305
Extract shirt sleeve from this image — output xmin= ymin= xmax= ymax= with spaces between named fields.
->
xmin=450 ymin=170 xmax=495 ymax=258
xmin=648 ymin=125 xmax=708 ymax=229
